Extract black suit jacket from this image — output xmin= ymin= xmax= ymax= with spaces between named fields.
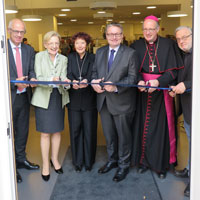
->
xmin=8 ymin=40 xmax=36 ymax=105
xmin=92 ymin=44 xmax=138 ymax=115
xmin=67 ymin=52 xmax=96 ymax=111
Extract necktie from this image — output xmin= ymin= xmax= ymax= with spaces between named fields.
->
xmin=15 ymin=47 xmax=23 ymax=91
xmin=108 ymin=49 xmax=115 ymax=72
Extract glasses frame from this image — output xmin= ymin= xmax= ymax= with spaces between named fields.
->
xmin=176 ymin=34 xmax=192 ymax=42
xmin=9 ymin=28 xmax=26 ymax=35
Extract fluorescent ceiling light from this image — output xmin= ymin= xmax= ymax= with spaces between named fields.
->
xmin=119 ymin=21 xmax=125 ymax=23
xmin=58 ymin=14 xmax=67 ymax=16
xmin=167 ymin=11 xmax=188 ymax=17
xmin=61 ymin=9 xmax=71 ymax=12
xmin=132 ymin=12 xmax=141 ymax=15
xmin=57 ymin=23 xmax=63 ymax=25
xmin=98 ymin=11 xmax=106 ymax=14
xmin=147 ymin=6 xmax=157 ymax=9
xmin=107 ymin=19 xmax=113 ymax=21
xmin=88 ymin=22 xmax=94 ymax=24
xmin=5 ymin=5 xmax=18 ymax=14
xmin=22 ymin=15 xmax=42 ymax=21
xmin=70 ymin=19 xmax=77 ymax=22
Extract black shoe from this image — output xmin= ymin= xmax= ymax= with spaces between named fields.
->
xmin=113 ymin=168 xmax=129 ymax=182
xmin=50 ymin=160 xmax=63 ymax=174
xmin=138 ymin=165 xmax=148 ymax=174
xmin=157 ymin=171 xmax=167 ymax=179
xmin=41 ymin=174 xmax=50 ymax=181
xmin=85 ymin=166 xmax=92 ymax=172
xmin=75 ymin=165 xmax=82 ymax=172
xmin=184 ymin=183 xmax=190 ymax=197
xmin=174 ymin=168 xmax=189 ymax=178
xmin=98 ymin=162 xmax=118 ymax=174
xmin=17 ymin=160 xmax=40 ymax=170
xmin=16 ymin=170 xmax=22 ymax=183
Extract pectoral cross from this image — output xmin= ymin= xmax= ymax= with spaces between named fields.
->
xmin=150 ymin=64 xmax=157 ymax=72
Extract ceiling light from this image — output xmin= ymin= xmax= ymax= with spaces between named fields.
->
xmin=158 ymin=18 xmax=161 ymax=20
xmin=58 ymin=14 xmax=67 ymax=16
xmin=107 ymin=19 xmax=113 ymax=21
xmin=98 ymin=11 xmax=106 ymax=14
xmin=147 ymin=6 xmax=157 ymax=9
xmin=132 ymin=12 xmax=141 ymax=15
xmin=119 ymin=21 xmax=125 ymax=23
xmin=93 ymin=13 xmax=113 ymax=18
xmin=57 ymin=23 xmax=63 ymax=25
xmin=88 ymin=22 xmax=94 ymax=24
xmin=70 ymin=19 xmax=77 ymax=22
xmin=22 ymin=15 xmax=42 ymax=21
xmin=5 ymin=5 xmax=18 ymax=14
xmin=167 ymin=11 xmax=188 ymax=17
xmin=61 ymin=8 xmax=71 ymax=12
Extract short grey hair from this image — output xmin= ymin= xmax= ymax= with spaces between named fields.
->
xmin=105 ymin=22 xmax=123 ymax=33
xmin=175 ymin=26 xmax=192 ymax=35
xmin=8 ymin=18 xmax=26 ymax=33
xmin=43 ymin=31 xmax=61 ymax=45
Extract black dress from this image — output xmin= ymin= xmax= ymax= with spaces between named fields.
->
xmin=67 ymin=52 xmax=97 ymax=169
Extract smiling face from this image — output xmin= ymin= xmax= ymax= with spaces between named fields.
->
xmin=74 ymin=38 xmax=87 ymax=56
xmin=143 ymin=19 xmax=159 ymax=43
xmin=106 ymin=25 xmax=123 ymax=48
xmin=44 ymin=36 xmax=60 ymax=56
xmin=176 ymin=28 xmax=192 ymax=53
xmin=8 ymin=19 xmax=26 ymax=46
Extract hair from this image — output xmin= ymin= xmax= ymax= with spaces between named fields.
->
xmin=8 ymin=18 xmax=26 ymax=33
xmin=23 ymin=38 xmax=27 ymax=42
xmin=72 ymin=32 xmax=91 ymax=45
xmin=175 ymin=26 xmax=192 ymax=35
xmin=142 ymin=20 xmax=159 ymax=29
xmin=43 ymin=31 xmax=61 ymax=45
xmin=105 ymin=22 xmax=123 ymax=33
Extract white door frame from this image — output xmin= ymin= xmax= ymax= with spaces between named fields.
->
xmin=0 ymin=0 xmax=17 ymax=200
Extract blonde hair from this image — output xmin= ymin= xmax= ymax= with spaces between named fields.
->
xmin=43 ymin=31 xmax=61 ymax=45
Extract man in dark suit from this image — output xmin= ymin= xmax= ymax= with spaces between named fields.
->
xmin=170 ymin=26 xmax=192 ymax=197
xmin=91 ymin=22 xmax=138 ymax=182
xmin=8 ymin=18 xmax=39 ymax=183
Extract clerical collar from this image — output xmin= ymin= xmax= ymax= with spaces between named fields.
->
xmin=146 ymin=36 xmax=159 ymax=45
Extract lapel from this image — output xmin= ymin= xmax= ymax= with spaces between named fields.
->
xmin=8 ymin=40 xmax=18 ymax=76
xmin=21 ymin=43 xmax=27 ymax=76
xmin=102 ymin=46 xmax=109 ymax=78
xmin=106 ymin=44 xmax=123 ymax=79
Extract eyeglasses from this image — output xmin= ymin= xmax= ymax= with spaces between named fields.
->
xmin=47 ymin=42 xmax=60 ymax=47
xmin=106 ymin=33 xmax=122 ymax=38
xmin=142 ymin=28 xmax=157 ymax=33
xmin=10 ymin=28 xmax=26 ymax=35
xmin=176 ymin=34 xmax=192 ymax=42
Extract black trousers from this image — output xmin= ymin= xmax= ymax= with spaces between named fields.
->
xmin=100 ymin=102 xmax=134 ymax=169
xmin=12 ymin=92 xmax=30 ymax=163
xmin=68 ymin=109 xmax=97 ymax=167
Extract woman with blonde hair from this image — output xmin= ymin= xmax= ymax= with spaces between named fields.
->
xmin=31 ymin=31 xmax=70 ymax=181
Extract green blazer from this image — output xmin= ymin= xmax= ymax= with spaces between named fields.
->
xmin=31 ymin=50 xmax=69 ymax=109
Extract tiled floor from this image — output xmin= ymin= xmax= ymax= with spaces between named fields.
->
xmin=17 ymin=107 xmax=189 ymax=200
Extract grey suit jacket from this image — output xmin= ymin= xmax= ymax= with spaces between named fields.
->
xmin=92 ymin=44 xmax=138 ymax=115
xmin=8 ymin=40 xmax=36 ymax=105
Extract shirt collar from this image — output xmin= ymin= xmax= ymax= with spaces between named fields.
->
xmin=9 ymin=39 xmax=21 ymax=49
xmin=109 ymin=45 xmax=120 ymax=52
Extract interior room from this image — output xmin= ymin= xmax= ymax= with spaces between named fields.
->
xmin=3 ymin=0 xmax=193 ymax=199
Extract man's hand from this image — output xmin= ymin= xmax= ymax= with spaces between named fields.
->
xmin=30 ymin=78 xmax=37 ymax=88
xmin=104 ymin=81 xmax=117 ymax=92
xmin=172 ymin=82 xmax=186 ymax=94
xmin=72 ymin=80 xmax=79 ymax=90
xmin=169 ymin=86 xmax=176 ymax=98
xmin=63 ymin=78 xmax=71 ymax=87
xmin=138 ymin=80 xmax=146 ymax=92
xmin=91 ymin=79 xmax=105 ymax=93
xmin=148 ymin=79 xmax=159 ymax=93
xmin=15 ymin=76 xmax=28 ymax=89
xmin=79 ymin=79 xmax=88 ymax=89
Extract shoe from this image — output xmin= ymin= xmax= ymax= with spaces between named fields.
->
xmin=16 ymin=170 xmax=22 ymax=183
xmin=50 ymin=160 xmax=63 ymax=174
xmin=157 ymin=171 xmax=167 ymax=179
xmin=174 ymin=168 xmax=189 ymax=178
xmin=98 ymin=162 xmax=118 ymax=174
xmin=41 ymin=174 xmax=50 ymax=181
xmin=75 ymin=165 xmax=82 ymax=172
xmin=113 ymin=168 xmax=129 ymax=182
xmin=138 ymin=165 xmax=148 ymax=174
xmin=17 ymin=160 xmax=40 ymax=170
xmin=85 ymin=166 xmax=92 ymax=172
xmin=184 ymin=183 xmax=190 ymax=197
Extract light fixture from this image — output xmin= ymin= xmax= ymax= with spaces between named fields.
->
xmin=146 ymin=6 xmax=157 ymax=9
xmin=58 ymin=14 xmax=67 ymax=16
xmin=98 ymin=11 xmax=106 ymax=14
xmin=22 ymin=15 xmax=42 ymax=21
xmin=70 ymin=19 xmax=77 ymax=22
xmin=57 ymin=23 xmax=63 ymax=25
xmin=119 ymin=21 xmax=125 ymax=23
xmin=132 ymin=12 xmax=141 ymax=15
xmin=88 ymin=22 xmax=94 ymax=24
xmin=61 ymin=8 xmax=71 ymax=12
xmin=5 ymin=5 xmax=18 ymax=14
xmin=167 ymin=11 xmax=188 ymax=17
xmin=93 ymin=13 xmax=113 ymax=18
xmin=107 ymin=19 xmax=113 ymax=21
